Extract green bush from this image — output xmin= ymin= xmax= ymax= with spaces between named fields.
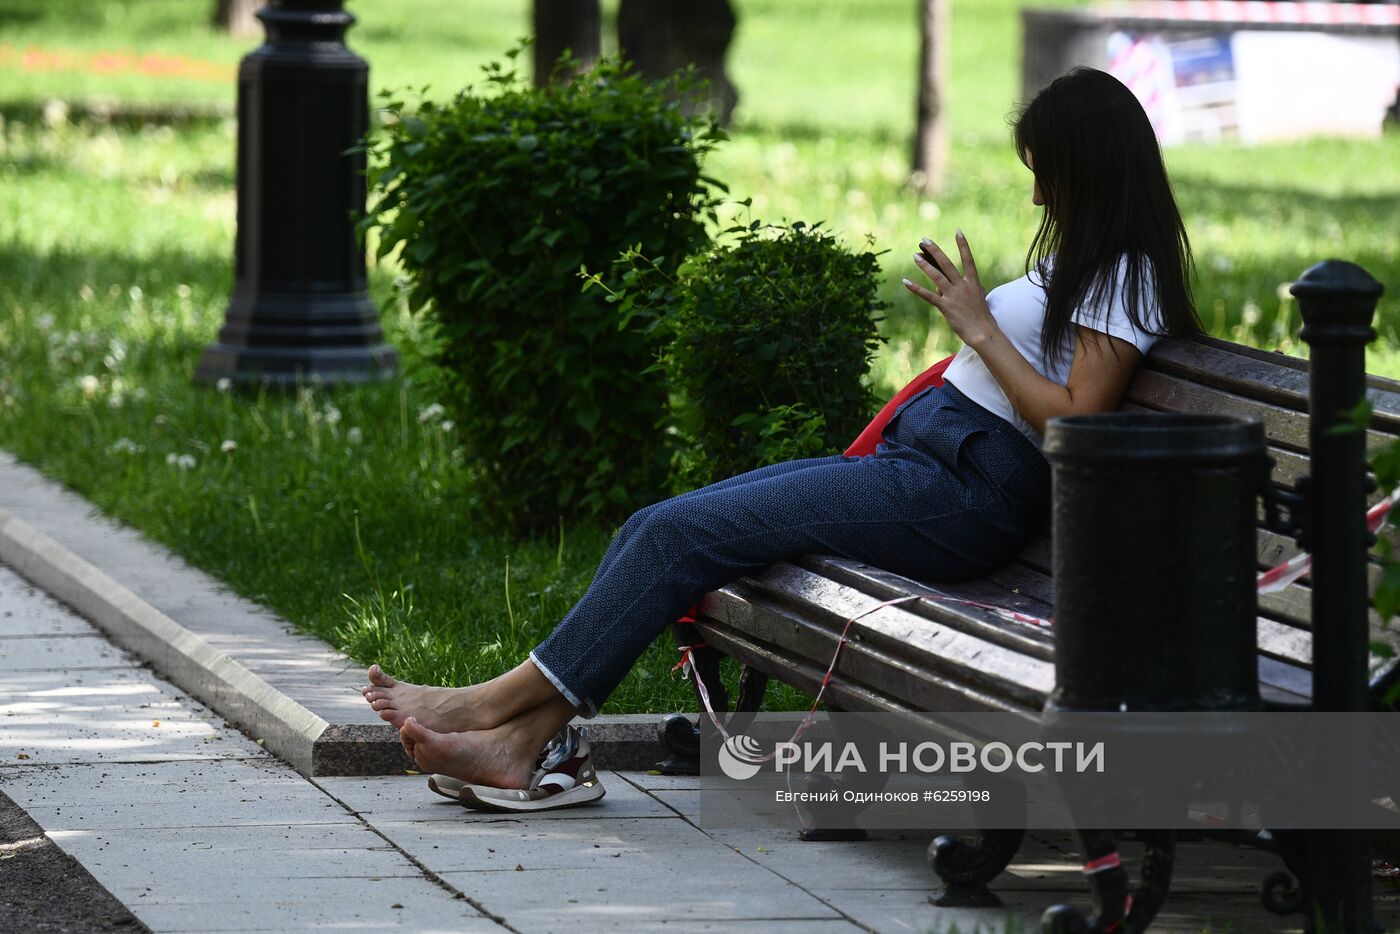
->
xmin=655 ymin=221 xmax=887 ymax=488
xmin=362 ymin=49 xmax=724 ymax=533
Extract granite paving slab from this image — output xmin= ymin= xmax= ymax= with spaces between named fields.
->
xmin=809 ymin=885 xmax=1035 ymax=933
xmin=0 ymin=667 xmax=261 ymax=765
xmin=603 ymin=923 xmax=861 ymax=933
xmin=7 ymin=759 xmax=357 ymax=830
xmin=316 ymin=771 xmax=677 ymax=823
xmin=0 ymin=631 xmax=135 ymax=670
xmin=437 ymin=861 xmax=844 ymax=928
xmin=45 ymin=822 xmax=420 ymax=883
xmin=123 ymin=877 xmax=494 ymax=934
xmin=0 ymin=567 xmax=95 ymax=636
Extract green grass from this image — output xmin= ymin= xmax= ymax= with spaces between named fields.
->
xmin=0 ymin=0 xmax=1397 ymax=714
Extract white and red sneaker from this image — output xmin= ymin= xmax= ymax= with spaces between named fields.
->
xmin=427 ymin=725 xmax=605 ymax=812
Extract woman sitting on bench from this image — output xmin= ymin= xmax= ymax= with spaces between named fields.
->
xmin=361 ymin=67 xmax=1205 ymax=811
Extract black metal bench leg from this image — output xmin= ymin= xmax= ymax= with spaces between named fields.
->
xmin=928 ymin=829 xmax=1027 ymax=907
xmin=655 ymin=622 xmax=731 ymax=775
xmin=1041 ymin=829 xmax=1176 ymax=932
xmin=796 ymin=703 xmax=874 ymax=842
xmin=927 ymin=774 xmax=1028 ymax=907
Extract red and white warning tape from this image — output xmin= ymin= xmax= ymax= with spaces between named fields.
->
xmin=1256 ymin=484 xmax=1400 ymax=595
xmin=673 ymin=595 xmax=922 ymax=747
xmin=1100 ymin=0 xmax=1399 ymax=27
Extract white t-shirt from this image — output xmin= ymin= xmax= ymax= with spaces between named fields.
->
xmin=940 ymin=258 xmax=1164 ymax=448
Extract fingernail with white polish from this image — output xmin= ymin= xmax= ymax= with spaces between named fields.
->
xmin=902 ymin=278 xmax=913 ymax=287
xmin=956 ymin=227 xmax=964 ymax=239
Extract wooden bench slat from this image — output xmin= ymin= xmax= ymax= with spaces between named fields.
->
xmin=700 ymin=586 xmax=1046 ymax=711
xmin=1153 ymin=336 xmax=1400 ymax=427
xmin=694 ymin=622 xmax=914 ymax=714
xmin=1258 ymin=654 xmax=1312 ymax=703
xmin=800 ymin=555 xmax=1053 ymax=656
xmin=721 ymin=566 xmax=1056 ymax=703
xmin=1129 ymin=369 xmax=1398 ymax=456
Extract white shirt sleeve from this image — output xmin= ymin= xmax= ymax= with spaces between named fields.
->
xmin=1070 ymin=259 xmax=1164 ymax=356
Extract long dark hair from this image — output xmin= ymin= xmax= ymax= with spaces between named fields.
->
xmin=1013 ymin=68 xmax=1202 ymax=368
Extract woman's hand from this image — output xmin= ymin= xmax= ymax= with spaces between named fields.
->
xmin=902 ymin=230 xmax=997 ymax=348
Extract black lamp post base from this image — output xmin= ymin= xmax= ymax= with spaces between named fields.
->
xmin=202 ymin=0 xmax=397 ymax=390
xmin=196 ymin=341 xmax=398 ymax=387
xmin=196 ymin=289 xmax=398 ymax=387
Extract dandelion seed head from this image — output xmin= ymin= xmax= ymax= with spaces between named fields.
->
xmin=220 ymin=439 xmax=238 ymax=454
xmin=418 ymin=403 xmax=446 ymax=423
xmin=215 ymin=378 xmax=232 ymax=393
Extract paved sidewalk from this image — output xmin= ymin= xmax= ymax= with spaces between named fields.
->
xmin=4 ymin=559 xmax=1399 ymax=932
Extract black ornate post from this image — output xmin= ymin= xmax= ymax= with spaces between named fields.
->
xmin=197 ymin=0 xmax=396 ymax=387
xmin=1291 ymin=260 xmax=1384 ymax=931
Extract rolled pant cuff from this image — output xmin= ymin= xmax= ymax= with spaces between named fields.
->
xmin=528 ymin=650 xmax=598 ymax=718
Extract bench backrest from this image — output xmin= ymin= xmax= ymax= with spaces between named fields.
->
xmin=1007 ymin=334 xmax=1400 ymax=702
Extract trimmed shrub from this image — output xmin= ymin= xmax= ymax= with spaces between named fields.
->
xmin=657 ymin=221 xmax=888 ymax=489
xmin=363 ymin=50 xmax=723 ymax=533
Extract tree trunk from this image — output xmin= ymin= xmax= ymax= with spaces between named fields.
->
xmin=533 ymin=0 xmax=602 ymax=85
xmin=212 ymin=0 xmax=263 ymax=39
xmin=617 ymin=0 xmax=738 ymax=126
xmin=911 ymin=0 xmax=949 ymax=193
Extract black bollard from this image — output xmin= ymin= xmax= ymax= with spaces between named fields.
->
xmin=1291 ymin=259 xmax=1384 ymax=932
xmin=197 ymin=0 xmax=396 ymax=387
xmin=1044 ymin=413 xmax=1266 ymax=713
xmin=1039 ymin=412 xmax=1266 ymax=932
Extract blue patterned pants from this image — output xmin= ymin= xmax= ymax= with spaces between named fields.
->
xmin=530 ymin=379 xmax=1051 ymax=715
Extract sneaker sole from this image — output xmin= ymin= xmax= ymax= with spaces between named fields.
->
xmin=457 ymin=778 xmax=606 ymax=813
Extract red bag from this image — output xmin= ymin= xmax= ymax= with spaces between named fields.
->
xmin=843 ymin=353 xmax=956 ymax=456
xmin=676 ymin=353 xmax=958 ymax=626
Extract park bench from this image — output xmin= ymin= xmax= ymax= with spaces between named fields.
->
xmin=659 ymin=264 xmax=1396 ymax=928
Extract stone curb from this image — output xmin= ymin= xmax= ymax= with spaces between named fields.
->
xmin=0 ymin=504 xmax=676 ymax=776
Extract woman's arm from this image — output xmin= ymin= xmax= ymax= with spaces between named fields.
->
xmin=903 ymin=232 xmax=1142 ymax=433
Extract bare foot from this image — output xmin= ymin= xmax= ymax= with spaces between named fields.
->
xmin=398 ymin=717 xmax=538 ymax=788
xmin=361 ymin=664 xmax=496 ymax=732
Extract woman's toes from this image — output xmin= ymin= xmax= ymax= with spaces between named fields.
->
xmin=368 ymin=664 xmax=396 ymax=688
xmin=399 ymin=717 xmax=430 ymax=763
